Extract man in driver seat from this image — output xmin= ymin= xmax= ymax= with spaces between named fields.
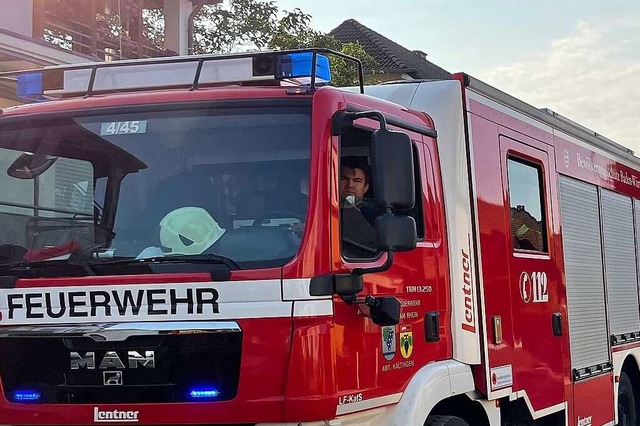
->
xmin=339 ymin=156 xmax=380 ymax=257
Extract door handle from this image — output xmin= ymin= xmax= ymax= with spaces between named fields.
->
xmin=552 ymin=312 xmax=562 ymax=336
xmin=424 ymin=311 xmax=440 ymax=342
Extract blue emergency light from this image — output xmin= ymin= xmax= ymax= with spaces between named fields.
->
xmin=16 ymin=72 xmax=47 ymax=102
xmin=277 ymin=52 xmax=331 ymax=83
xmin=12 ymin=389 xmax=42 ymax=402
xmin=189 ymin=387 xmax=220 ymax=399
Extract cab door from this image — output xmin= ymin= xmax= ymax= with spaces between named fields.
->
xmin=331 ymin=123 xmax=448 ymax=412
xmin=498 ymin=134 xmax=566 ymax=412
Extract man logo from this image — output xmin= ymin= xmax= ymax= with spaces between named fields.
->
xmin=70 ymin=350 xmax=155 ymax=370
xmin=103 ymin=371 xmax=123 ymax=386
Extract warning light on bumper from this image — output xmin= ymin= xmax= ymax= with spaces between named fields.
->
xmin=189 ymin=388 xmax=220 ymax=399
xmin=12 ymin=390 xmax=41 ymax=402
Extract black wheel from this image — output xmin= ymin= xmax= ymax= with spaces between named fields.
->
xmin=618 ymin=372 xmax=637 ymax=426
xmin=424 ymin=415 xmax=470 ymax=426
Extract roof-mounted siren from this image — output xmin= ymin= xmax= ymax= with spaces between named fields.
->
xmin=250 ymin=51 xmax=331 ymax=91
xmin=255 ymin=49 xmax=366 ymax=92
xmin=276 ymin=52 xmax=331 ymax=84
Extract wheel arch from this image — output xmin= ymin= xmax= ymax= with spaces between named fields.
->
xmin=429 ymin=394 xmax=490 ymax=426
xmin=612 ymin=350 xmax=640 ymax=425
xmin=622 ymin=354 xmax=640 ymax=418
xmin=379 ymin=360 xmax=497 ymax=426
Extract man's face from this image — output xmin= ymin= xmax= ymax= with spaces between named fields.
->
xmin=340 ymin=166 xmax=369 ymax=202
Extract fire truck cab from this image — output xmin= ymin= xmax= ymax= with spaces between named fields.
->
xmin=0 ymin=49 xmax=637 ymax=426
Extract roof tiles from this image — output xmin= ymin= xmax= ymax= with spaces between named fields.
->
xmin=329 ymin=19 xmax=452 ymax=80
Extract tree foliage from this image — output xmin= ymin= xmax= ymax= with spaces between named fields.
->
xmin=192 ymin=0 xmax=380 ymax=86
xmin=192 ymin=0 xmax=279 ymax=54
xmin=330 ymin=42 xmax=381 ymax=87
xmin=267 ymin=8 xmax=341 ymax=51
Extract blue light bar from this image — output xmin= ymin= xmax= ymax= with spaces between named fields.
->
xmin=16 ymin=72 xmax=48 ymax=102
xmin=277 ymin=53 xmax=331 ymax=84
xmin=12 ymin=389 xmax=41 ymax=402
xmin=189 ymin=388 xmax=220 ymax=399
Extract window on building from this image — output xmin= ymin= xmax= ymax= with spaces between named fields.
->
xmin=507 ymin=157 xmax=548 ymax=252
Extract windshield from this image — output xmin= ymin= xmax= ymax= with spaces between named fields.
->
xmin=0 ymin=104 xmax=311 ymax=270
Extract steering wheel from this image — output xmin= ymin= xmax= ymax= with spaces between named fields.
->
xmin=252 ymin=211 xmax=306 ymax=227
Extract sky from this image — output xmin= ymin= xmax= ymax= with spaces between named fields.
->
xmin=275 ymin=0 xmax=640 ymax=153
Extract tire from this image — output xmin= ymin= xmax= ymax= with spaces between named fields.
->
xmin=618 ymin=372 xmax=637 ymax=426
xmin=424 ymin=415 xmax=470 ymax=426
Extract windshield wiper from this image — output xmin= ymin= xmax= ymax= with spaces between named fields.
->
xmin=98 ymin=253 xmax=240 ymax=271
xmin=0 ymin=255 xmax=97 ymax=276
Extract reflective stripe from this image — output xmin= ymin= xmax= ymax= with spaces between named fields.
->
xmin=283 ymin=278 xmax=332 ymax=301
xmin=0 ymin=280 xmax=334 ymax=325
xmin=293 ymin=300 xmax=333 ymax=317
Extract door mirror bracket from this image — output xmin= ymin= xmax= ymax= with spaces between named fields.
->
xmin=309 ymin=253 xmax=403 ymax=326
xmin=309 ymin=253 xmax=400 ymax=326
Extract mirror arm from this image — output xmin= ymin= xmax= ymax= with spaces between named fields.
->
xmin=352 ymin=251 xmax=394 ymax=276
xmin=331 ymin=110 xmax=388 ymax=136
xmin=351 ymin=110 xmax=387 ymax=128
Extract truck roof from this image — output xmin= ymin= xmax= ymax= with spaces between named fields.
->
xmin=363 ymin=74 xmax=639 ymax=168
xmin=460 ymin=73 xmax=638 ymax=165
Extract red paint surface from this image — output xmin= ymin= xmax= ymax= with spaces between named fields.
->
xmin=467 ymin=93 xmax=571 ymax=414
xmin=572 ymin=374 xmax=614 ymax=426
xmin=555 ymin=136 xmax=640 ymax=198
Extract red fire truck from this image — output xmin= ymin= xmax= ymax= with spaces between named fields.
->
xmin=0 ymin=48 xmax=636 ymax=425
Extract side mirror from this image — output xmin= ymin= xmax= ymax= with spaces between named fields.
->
xmin=376 ymin=213 xmax=417 ymax=252
xmin=7 ymin=153 xmax=57 ymax=179
xmin=371 ymin=128 xmax=414 ymax=209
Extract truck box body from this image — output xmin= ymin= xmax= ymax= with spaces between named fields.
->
xmin=363 ymin=75 xmax=640 ymax=424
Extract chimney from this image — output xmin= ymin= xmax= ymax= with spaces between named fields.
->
xmin=412 ymin=50 xmax=428 ymax=60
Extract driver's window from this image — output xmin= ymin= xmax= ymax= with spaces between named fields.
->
xmin=339 ymin=128 xmax=378 ymax=259
xmin=339 ymin=128 xmax=425 ymax=260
